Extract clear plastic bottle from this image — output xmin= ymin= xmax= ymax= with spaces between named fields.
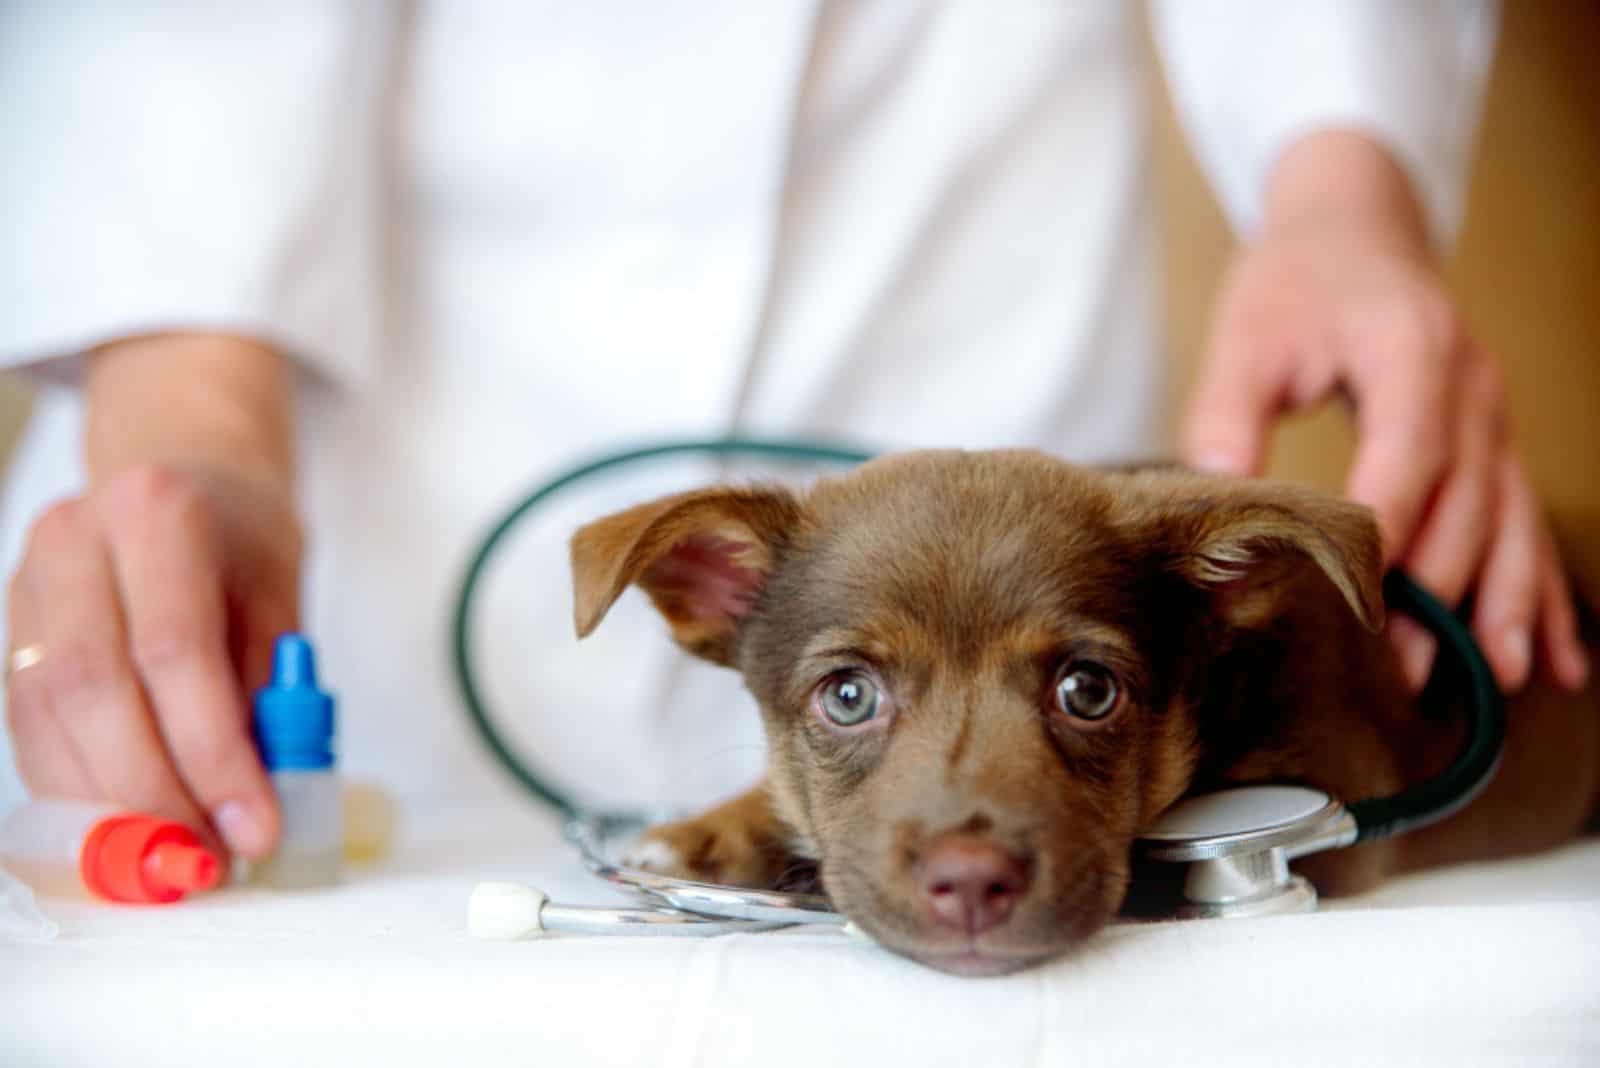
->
xmin=252 ymin=633 xmax=343 ymax=889
xmin=0 ymin=799 xmax=221 ymax=902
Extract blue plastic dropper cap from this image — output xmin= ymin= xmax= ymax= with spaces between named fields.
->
xmin=253 ymin=633 xmax=336 ymax=771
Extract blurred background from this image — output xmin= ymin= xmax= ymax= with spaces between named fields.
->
xmin=1 ymin=1 xmax=1594 ymax=602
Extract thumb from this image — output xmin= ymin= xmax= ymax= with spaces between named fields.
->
xmin=1182 ymin=344 xmax=1283 ymax=477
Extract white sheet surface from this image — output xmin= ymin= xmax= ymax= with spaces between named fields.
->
xmin=4 ymin=797 xmax=1598 ymax=1068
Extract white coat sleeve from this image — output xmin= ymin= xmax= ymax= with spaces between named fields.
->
xmin=0 ymin=2 xmax=390 ymax=386
xmin=1149 ymin=0 xmax=1498 ymax=251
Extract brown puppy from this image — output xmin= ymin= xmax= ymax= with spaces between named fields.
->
xmin=570 ymin=450 xmax=1599 ymax=976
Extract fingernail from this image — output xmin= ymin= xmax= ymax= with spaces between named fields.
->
xmin=1499 ymin=629 xmax=1531 ymax=687
xmin=213 ymin=801 xmax=268 ymax=858
xmin=1191 ymin=450 xmax=1245 ymax=475
xmin=1393 ymin=619 xmax=1438 ymax=691
xmin=1562 ymin=644 xmax=1590 ymax=690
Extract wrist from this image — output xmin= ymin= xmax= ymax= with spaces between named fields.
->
xmin=1260 ymin=129 xmax=1433 ymax=260
xmin=84 ymin=333 xmax=297 ymax=492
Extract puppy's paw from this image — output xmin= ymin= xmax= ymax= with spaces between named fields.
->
xmin=619 ymin=831 xmax=695 ymax=878
xmin=619 ymin=783 xmax=799 ymax=889
xmin=622 ymin=815 xmax=781 ymax=889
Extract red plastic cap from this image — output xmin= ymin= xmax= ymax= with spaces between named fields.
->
xmin=80 ymin=814 xmax=223 ymax=904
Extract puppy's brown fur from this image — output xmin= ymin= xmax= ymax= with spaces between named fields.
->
xmin=571 ymin=451 xmax=1599 ymax=975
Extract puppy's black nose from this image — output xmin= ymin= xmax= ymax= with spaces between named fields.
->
xmin=916 ymin=834 xmax=1031 ymax=935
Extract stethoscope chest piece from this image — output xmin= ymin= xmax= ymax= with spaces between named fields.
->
xmin=1134 ymin=785 xmax=1357 ymax=920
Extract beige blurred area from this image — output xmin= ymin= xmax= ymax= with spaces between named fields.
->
xmin=1151 ymin=1 xmax=1600 ymax=608
xmin=0 ymin=363 xmax=23 ymax=463
xmin=2 ymin=4 xmax=1595 ymax=599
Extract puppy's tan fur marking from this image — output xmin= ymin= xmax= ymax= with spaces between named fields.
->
xmin=571 ymin=450 xmax=1598 ymax=974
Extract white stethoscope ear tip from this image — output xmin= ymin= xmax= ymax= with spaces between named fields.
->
xmin=469 ymin=880 xmax=550 ymax=940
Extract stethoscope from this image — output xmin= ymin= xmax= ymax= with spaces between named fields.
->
xmin=455 ymin=439 xmax=1505 ymax=940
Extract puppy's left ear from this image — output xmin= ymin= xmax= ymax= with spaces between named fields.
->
xmin=1166 ymin=481 xmax=1385 ymax=632
xmin=570 ymin=486 xmax=804 ymax=665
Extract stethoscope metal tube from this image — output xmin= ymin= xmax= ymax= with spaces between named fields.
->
xmin=455 ymin=438 xmax=1508 ymax=938
xmin=469 ymin=879 xmax=794 ymax=938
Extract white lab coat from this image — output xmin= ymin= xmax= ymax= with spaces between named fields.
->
xmin=0 ymin=2 xmax=1494 ymax=813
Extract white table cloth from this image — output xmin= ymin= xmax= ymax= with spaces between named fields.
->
xmin=6 ymin=793 xmax=1597 ymax=1067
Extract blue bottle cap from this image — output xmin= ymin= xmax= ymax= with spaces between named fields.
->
xmin=253 ymin=634 xmax=336 ymax=771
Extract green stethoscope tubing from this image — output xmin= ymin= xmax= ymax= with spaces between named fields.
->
xmin=449 ymin=437 xmax=1505 ymax=844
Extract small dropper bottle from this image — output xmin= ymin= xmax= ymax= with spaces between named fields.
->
xmin=0 ymin=799 xmax=221 ymax=903
xmin=252 ymin=633 xmax=342 ymax=889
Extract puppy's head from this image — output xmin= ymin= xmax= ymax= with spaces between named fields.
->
xmin=572 ymin=450 xmax=1382 ymax=974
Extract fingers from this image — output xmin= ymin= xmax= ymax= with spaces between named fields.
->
xmin=1535 ymin=530 xmax=1589 ymax=691
xmin=5 ymin=467 xmax=294 ymax=864
xmin=1342 ymin=328 xmax=1456 ymax=568
xmin=100 ymin=469 xmax=279 ymax=859
xmin=1466 ymin=452 xmax=1593 ymax=693
xmin=1465 ymin=455 xmax=1539 ymax=690
xmin=1338 ymin=310 xmax=1479 ymax=695
xmin=1381 ymin=350 xmax=1502 ymax=689
xmin=1385 ymin=615 xmax=1438 ymax=693
xmin=1389 ymin=449 xmax=1586 ymax=696
xmin=1182 ymin=324 xmax=1286 ymax=477
xmin=6 ymin=500 xmax=216 ymax=847
xmin=5 ymin=571 xmax=96 ymax=800
xmin=1394 ymin=353 xmax=1501 ymax=606
xmin=235 ymin=576 xmax=301 ymax=694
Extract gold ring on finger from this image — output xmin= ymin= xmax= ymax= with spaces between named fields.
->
xmin=7 ymin=644 xmax=45 ymax=677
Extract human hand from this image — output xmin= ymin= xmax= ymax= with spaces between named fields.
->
xmin=1182 ymin=132 xmax=1588 ymax=694
xmin=4 ymin=335 xmax=302 ymax=860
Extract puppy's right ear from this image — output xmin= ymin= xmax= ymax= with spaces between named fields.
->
xmin=569 ymin=487 xmax=804 ymax=666
xmin=1167 ymin=481 xmax=1386 ymax=633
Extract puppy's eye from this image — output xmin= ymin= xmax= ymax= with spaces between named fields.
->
xmin=1055 ymin=662 xmax=1119 ymax=721
xmin=820 ymin=671 xmax=881 ymax=727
